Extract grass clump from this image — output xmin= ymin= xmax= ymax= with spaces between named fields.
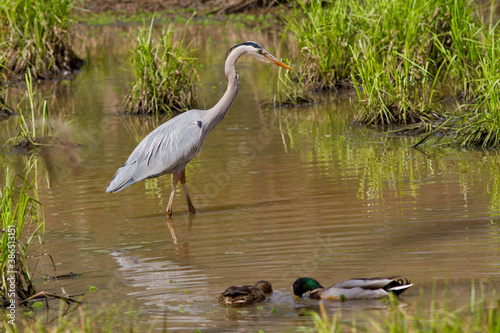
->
xmin=0 ymin=0 xmax=84 ymax=80
xmin=435 ymin=0 xmax=484 ymax=99
xmin=307 ymin=286 xmax=500 ymax=333
xmin=417 ymin=1 xmax=500 ymax=148
xmin=352 ymin=34 xmax=443 ymax=126
xmin=0 ymin=43 xmax=13 ymax=116
xmin=6 ymin=71 xmax=54 ymax=151
xmin=273 ymin=60 xmax=315 ymax=107
xmin=351 ymin=0 xmax=448 ymax=126
xmin=124 ymin=20 xmax=198 ymax=115
xmin=285 ymin=0 xmax=356 ymax=91
xmin=452 ymin=19 xmax=500 ymax=148
xmin=283 ymin=0 xmax=447 ymax=123
xmin=285 ymin=1 xmax=500 ymax=132
xmin=1 ymin=168 xmax=44 ymax=306
xmin=0 ymin=94 xmax=13 ymax=117
xmin=2 ymin=301 xmax=148 ymax=332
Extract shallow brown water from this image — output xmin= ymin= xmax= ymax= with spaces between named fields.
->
xmin=2 ymin=23 xmax=500 ymax=331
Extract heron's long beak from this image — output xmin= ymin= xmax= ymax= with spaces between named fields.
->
xmin=264 ymin=53 xmax=293 ymax=71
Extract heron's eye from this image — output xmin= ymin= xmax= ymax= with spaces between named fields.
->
xmin=257 ymin=49 xmax=264 ymax=55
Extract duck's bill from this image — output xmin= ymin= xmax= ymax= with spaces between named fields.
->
xmin=265 ymin=53 xmax=293 ymax=71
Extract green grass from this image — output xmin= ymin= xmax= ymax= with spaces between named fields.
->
xmin=0 ymin=0 xmax=83 ymax=79
xmin=285 ymin=0 xmax=500 ymax=147
xmin=284 ymin=0 xmax=448 ymax=124
xmin=436 ymin=0 xmax=484 ymax=99
xmin=416 ymin=2 xmax=500 ymax=148
xmin=123 ymin=20 xmax=198 ymax=115
xmin=0 ymin=42 xmax=12 ymax=115
xmin=306 ymin=286 xmax=500 ymax=333
xmin=0 ymin=94 xmax=13 ymax=116
xmin=452 ymin=16 xmax=500 ymax=148
xmin=273 ymin=59 xmax=315 ymax=106
xmin=352 ymin=35 xmax=443 ymax=126
xmin=285 ymin=0 xmax=356 ymax=91
xmin=1 ymin=168 xmax=44 ymax=304
xmin=76 ymin=6 xmax=277 ymax=30
xmin=351 ymin=0 xmax=449 ymax=125
xmin=6 ymin=71 xmax=53 ymax=150
xmin=2 ymin=301 xmax=149 ymax=332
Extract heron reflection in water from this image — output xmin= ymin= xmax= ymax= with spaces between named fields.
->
xmin=106 ymin=42 xmax=292 ymax=216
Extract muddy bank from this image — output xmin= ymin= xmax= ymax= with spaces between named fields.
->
xmin=81 ymin=0 xmax=283 ymax=14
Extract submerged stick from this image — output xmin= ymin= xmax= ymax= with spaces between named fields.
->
xmin=19 ymin=290 xmax=83 ymax=305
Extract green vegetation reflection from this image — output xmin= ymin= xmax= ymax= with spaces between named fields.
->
xmin=284 ymin=0 xmax=500 ymax=148
xmin=275 ymin=102 xmax=500 ymax=215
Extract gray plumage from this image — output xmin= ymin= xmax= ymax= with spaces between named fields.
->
xmin=106 ymin=41 xmax=292 ymax=216
xmin=106 ymin=112 xmax=204 ymax=192
xmin=293 ymin=277 xmax=413 ymax=300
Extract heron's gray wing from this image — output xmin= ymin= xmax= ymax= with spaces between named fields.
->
xmin=106 ymin=112 xmax=204 ymax=193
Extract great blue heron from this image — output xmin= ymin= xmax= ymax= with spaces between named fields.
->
xmin=106 ymin=41 xmax=292 ymax=216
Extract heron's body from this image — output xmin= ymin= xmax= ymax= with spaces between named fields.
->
xmin=293 ymin=277 xmax=413 ymax=300
xmin=106 ymin=42 xmax=292 ymax=216
xmin=218 ymin=280 xmax=273 ymax=307
xmin=106 ymin=111 xmax=205 ymax=192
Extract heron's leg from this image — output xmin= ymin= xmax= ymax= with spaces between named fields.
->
xmin=180 ymin=169 xmax=196 ymax=214
xmin=167 ymin=171 xmax=182 ymax=217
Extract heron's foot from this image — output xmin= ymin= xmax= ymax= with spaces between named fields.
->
xmin=166 ymin=209 xmax=173 ymax=217
xmin=188 ymin=206 xmax=197 ymax=214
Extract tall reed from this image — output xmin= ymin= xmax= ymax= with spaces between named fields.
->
xmin=285 ymin=0 xmax=356 ymax=91
xmin=2 ymin=301 xmax=143 ymax=332
xmin=285 ymin=0 xmax=500 ymax=141
xmin=0 ymin=94 xmax=12 ymax=116
xmin=351 ymin=0 xmax=451 ymax=125
xmin=452 ymin=17 xmax=500 ymax=148
xmin=273 ymin=60 xmax=315 ymax=106
xmin=124 ymin=20 xmax=198 ymax=115
xmin=1 ymin=168 xmax=45 ymax=304
xmin=0 ymin=0 xmax=83 ymax=79
xmin=352 ymin=36 xmax=443 ymax=125
xmin=0 ymin=42 xmax=12 ymax=115
xmin=6 ymin=71 xmax=52 ymax=150
xmin=435 ymin=0 xmax=483 ymax=99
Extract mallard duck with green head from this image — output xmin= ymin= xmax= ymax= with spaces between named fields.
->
xmin=219 ymin=280 xmax=273 ymax=307
xmin=293 ymin=276 xmax=413 ymax=300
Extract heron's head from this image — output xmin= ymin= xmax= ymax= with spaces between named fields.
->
xmin=225 ymin=41 xmax=293 ymax=71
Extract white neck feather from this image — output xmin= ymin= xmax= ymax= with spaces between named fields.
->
xmin=204 ymin=45 xmax=256 ymax=132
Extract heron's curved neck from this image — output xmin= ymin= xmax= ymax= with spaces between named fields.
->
xmin=204 ymin=48 xmax=245 ymax=131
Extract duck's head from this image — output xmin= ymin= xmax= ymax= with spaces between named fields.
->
xmin=293 ymin=277 xmax=323 ymax=297
xmin=255 ymin=280 xmax=273 ymax=295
